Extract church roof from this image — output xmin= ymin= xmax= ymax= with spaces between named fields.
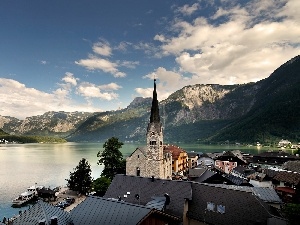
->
xmin=149 ymin=79 xmax=160 ymax=123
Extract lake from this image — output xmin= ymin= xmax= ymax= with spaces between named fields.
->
xmin=0 ymin=142 xmax=278 ymax=220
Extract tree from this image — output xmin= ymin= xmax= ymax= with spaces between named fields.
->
xmin=66 ymin=158 xmax=93 ymax=195
xmin=92 ymin=176 xmax=111 ymax=197
xmin=97 ymin=137 xmax=125 ymax=180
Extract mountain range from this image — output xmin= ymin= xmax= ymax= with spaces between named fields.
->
xmin=1 ymin=55 xmax=300 ymax=144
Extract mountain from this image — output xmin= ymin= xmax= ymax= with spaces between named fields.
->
xmin=0 ymin=111 xmax=94 ymax=137
xmin=67 ymin=55 xmax=300 ymax=144
xmin=1 ymin=55 xmax=300 ymax=144
xmin=208 ymin=55 xmax=300 ymax=143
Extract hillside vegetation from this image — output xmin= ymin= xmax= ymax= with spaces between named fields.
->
xmin=1 ymin=55 xmax=300 ymax=144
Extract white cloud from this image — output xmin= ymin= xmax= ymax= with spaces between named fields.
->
xmin=62 ymin=72 xmax=78 ymax=86
xmin=0 ymin=78 xmax=100 ymax=119
xmin=77 ymin=82 xmax=119 ymax=100
xmin=92 ymin=40 xmax=112 ymax=56
xmin=98 ymin=83 xmax=122 ymax=91
xmin=137 ymin=67 xmax=192 ymax=101
xmin=75 ymin=57 xmax=126 ymax=78
xmin=154 ymin=0 xmax=300 ymax=85
xmin=76 ymin=40 xmax=142 ymax=77
xmin=176 ymin=3 xmax=200 ymax=16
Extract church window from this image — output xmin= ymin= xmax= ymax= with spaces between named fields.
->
xmin=137 ymin=155 xmax=139 ymax=158
xmin=136 ymin=167 xmax=140 ymax=176
xmin=150 ymin=141 xmax=157 ymax=145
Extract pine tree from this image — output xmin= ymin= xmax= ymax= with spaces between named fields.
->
xmin=66 ymin=158 xmax=93 ymax=195
xmin=97 ymin=137 xmax=125 ymax=180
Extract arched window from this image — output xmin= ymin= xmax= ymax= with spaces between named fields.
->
xmin=136 ymin=167 xmax=140 ymax=176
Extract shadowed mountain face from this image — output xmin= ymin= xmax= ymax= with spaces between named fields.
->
xmin=1 ymin=55 xmax=300 ymax=144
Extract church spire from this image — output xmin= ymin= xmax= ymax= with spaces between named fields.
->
xmin=150 ymin=79 xmax=160 ymax=123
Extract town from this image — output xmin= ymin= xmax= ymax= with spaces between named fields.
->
xmin=3 ymin=80 xmax=299 ymax=225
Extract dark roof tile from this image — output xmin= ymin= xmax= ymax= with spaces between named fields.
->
xmin=104 ymin=175 xmax=192 ymax=218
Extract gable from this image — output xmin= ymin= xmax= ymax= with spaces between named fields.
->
xmin=11 ymin=201 xmax=72 ymax=225
xmin=127 ymin=147 xmax=147 ymax=158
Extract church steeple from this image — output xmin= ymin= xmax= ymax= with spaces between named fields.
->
xmin=150 ymin=79 xmax=160 ymax=123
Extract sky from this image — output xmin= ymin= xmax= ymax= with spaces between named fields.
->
xmin=0 ymin=0 xmax=299 ymax=119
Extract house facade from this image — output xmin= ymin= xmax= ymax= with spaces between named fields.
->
xmin=164 ymin=145 xmax=188 ymax=176
xmin=126 ymin=80 xmax=172 ymax=179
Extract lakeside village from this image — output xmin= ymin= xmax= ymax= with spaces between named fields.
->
xmin=3 ymin=80 xmax=300 ymax=225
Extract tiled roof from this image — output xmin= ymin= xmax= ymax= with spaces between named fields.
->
xmin=216 ymin=150 xmax=248 ymax=164
xmin=104 ymin=174 xmax=192 ymax=218
xmin=188 ymin=183 xmax=273 ymax=225
xmin=202 ymin=184 xmax=282 ymax=203
xmin=193 ymin=169 xmax=216 ymax=183
xmin=163 ymin=145 xmax=186 ymax=160
xmin=222 ymin=174 xmax=249 ymax=186
xmin=273 ymin=171 xmax=300 ymax=185
xmin=187 ymin=152 xmax=198 ymax=158
xmin=188 ymin=167 xmax=207 ymax=178
xmin=263 ymin=168 xmax=280 ymax=178
xmin=282 ymin=160 xmax=300 ymax=173
xmin=11 ymin=200 xmax=73 ymax=225
xmin=70 ymin=196 xmax=153 ymax=225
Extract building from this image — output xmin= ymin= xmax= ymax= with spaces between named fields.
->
xmin=104 ymin=174 xmax=286 ymax=225
xmin=164 ymin=144 xmax=188 ymax=175
xmin=187 ymin=152 xmax=199 ymax=170
xmin=126 ymin=79 xmax=172 ymax=179
xmin=252 ymin=151 xmax=299 ymax=166
xmin=70 ymin=196 xmax=181 ymax=225
xmin=214 ymin=150 xmax=248 ymax=174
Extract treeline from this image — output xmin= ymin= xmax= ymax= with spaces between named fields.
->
xmin=0 ymin=134 xmax=67 ymax=143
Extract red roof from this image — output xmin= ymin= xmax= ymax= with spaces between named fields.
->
xmin=163 ymin=145 xmax=186 ymax=160
xmin=275 ymin=186 xmax=296 ymax=194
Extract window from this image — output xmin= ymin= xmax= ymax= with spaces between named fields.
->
xmin=150 ymin=141 xmax=156 ymax=145
xmin=136 ymin=167 xmax=140 ymax=176
xmin=207 ymin=202 xmax=215 ymax=211
xmin=217 ymin=205 xmax=225 ymax=214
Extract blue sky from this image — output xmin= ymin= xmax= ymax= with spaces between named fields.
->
xmin=0 ymin=0 xmax=299 ymax=119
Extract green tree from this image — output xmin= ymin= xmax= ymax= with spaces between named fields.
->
xmin=92 ymin=176 xmax=111 ymax=197
xmin=97 ymin=137 xmax=125 ymax=180
xmin=66 ymin=158 xmax=93 ymax=195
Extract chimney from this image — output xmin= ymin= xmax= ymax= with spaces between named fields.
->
xmin=50 ymin=216 xmax=58 ymax=225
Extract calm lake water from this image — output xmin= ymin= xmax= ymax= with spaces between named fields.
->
xmin=0 ymin=142 xmax=283 ymax=220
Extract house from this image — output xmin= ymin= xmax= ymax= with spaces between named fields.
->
xmin=70 ymin=196 xmax=181 ymax=225
xmin=187 ymin=152 xmax=199 ymax=169
xmin=104 ymin=174 xmax=286 ymax=225
xmin=197 ymin=154 xmax=215 ymax=168
xmin=278 ymin=139 xmax=291 ymax=148
xmin=187 ymin=183 xmax=286 ymax=225
xmin=272 ymin=171 xmax=300 ymax=203
xmin=214 ymin=150 xmax=248 ymax=174
xmin=126 ymin=79 xmax=172 ymax=179
xmin=164 ymin=145 xmax=188 ymax=175
xmin=10 ymin=200 xmax=73 ymax=225
xmin=104 ymin=174 xmax=192 ymax=219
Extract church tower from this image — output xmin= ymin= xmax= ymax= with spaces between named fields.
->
xmin=126 ymin=79 xmax=172 ymax=179
xmin=146 ymin=79 xmax=164 ymax=161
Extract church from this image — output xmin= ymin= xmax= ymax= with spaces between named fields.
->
xmin=126 ymin=79 xmax=172 ymax=179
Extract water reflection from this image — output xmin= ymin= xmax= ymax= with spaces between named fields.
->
xmin=0 ymin=142 xmax=284 ymax=219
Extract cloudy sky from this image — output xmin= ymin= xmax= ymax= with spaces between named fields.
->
xmin=0 ymin=0 xmax=299 ymax=119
